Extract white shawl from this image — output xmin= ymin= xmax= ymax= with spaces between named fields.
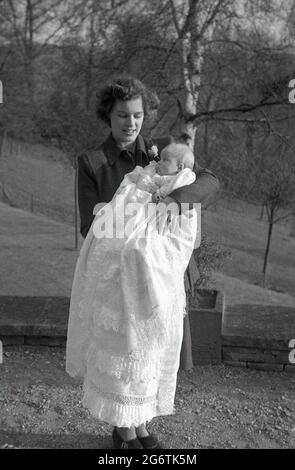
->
xmin=66 ymin=162 xmax=199 ymax=381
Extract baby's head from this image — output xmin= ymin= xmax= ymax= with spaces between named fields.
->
xmin=156 ymin=142 xmax=194 ymax=176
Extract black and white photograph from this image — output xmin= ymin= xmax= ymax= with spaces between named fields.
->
xmin=0 ymin=0 xmax=295 ymax=456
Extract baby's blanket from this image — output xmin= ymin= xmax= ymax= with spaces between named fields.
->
xmin=66 ymin=163 xmax=199 ymax=380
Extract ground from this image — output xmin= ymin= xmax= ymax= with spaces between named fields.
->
xmin=0 ymin=345 xmax=294 ymax=449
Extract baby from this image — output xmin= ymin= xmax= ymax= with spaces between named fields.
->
xmin=151 ymin=142 xmax=195 ymax=203
xmin=92 ymin=142 xmax=195 ymax=217
xmin=156 ymin=142 xmax=194 ymax=176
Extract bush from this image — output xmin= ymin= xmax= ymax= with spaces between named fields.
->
xmin=194 ymin=234 xmax=231 ymax=288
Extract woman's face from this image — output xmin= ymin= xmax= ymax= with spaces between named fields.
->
xmin=109 ymin=96 xmax=144 ymax=147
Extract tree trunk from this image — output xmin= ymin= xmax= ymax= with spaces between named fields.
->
xmin=203 ymin=120 xmax=210 ymax=165
xmin=259 ymin=203 xmax=265 ymax=221
xmin=74 ymin=164 xmax=78 ymax=249
xmin=178 ymin=17 xmax=215 ymax=150
xmin=0 ymin=128 xmax=7 ymax=158
xmin=246 ymin=121 xmax=255 ymax=160
xmin=262 ymin=207 xmax=274 ymax=285
xmin=180 ymin=34 xmax=204 ymax=149
xmin=85 ymin=2 xmax=96 ymax=110
xmin=24 ymin=0 xmax=35 ymax=104
xmin=169 ymin=0 xmax=222 ymax=151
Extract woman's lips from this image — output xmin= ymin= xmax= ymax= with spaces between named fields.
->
xmin=123 ymin=130 xmax=136 ymax=135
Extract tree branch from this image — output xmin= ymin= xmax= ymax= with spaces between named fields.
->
xmin=169 ymin=0 xmax=181 ymax=36
xmin=199 ymin=0 xmax=227 ymax=39
xmin=198 ymin=111 xmax=295 ymax=124
xmin=188 ymin=98 xmax=292 ymax=123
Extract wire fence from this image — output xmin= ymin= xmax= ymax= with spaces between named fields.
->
xmin=0 ymin=132 xmax=80 ymax=246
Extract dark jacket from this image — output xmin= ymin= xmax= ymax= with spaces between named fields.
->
xmin=77 ymin=133 xmax=220 ymax=239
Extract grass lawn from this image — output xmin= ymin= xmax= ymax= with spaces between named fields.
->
xmin=1 ymin=139 xmax=295 ymax=305
xmin=204 ymin=206 xmax=295 ymax=298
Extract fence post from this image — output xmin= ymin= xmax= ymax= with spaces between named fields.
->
xmin=0 ymin=129 xmax=7 ymax=158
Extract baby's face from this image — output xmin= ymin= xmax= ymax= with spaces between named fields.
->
xmin=156 ymin=148 xmax=179 ymax=176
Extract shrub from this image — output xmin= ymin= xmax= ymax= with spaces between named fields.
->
xmin=194 ymin=234 xmax=231 ymax=288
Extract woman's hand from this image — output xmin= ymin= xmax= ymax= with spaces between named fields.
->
xmin=152 ymin=192 xmax=161 ymax=203
xmin=160 ymin=195 xmax=177 ymax=206
xmin=153 ymin=196 xmax=181 ymax=231
xmin=93 ymin=202 xmax=107 ymax=215
xmin=159 ymin=196 xmax=181 ymax=214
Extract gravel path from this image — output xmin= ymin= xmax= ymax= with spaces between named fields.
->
xmin=0 ymin=345 xmax=294 ymax=449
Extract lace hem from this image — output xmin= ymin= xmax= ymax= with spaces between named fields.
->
xmin=128 ymin=297 xmax=187 ymax=355
xmin=66 ymin=361 xmax=84 ymax=381
xmin=82 ymin=378 xmax=175 ymax=427
xmin=77 ymin=271 xmax=187 ymax=342
xmin=76 ymin=270 xmax=125 ymax=335
xmin=92 ymin=304 xmax=126 ymax=334
xmin=85 ymin=340 xmax=161 ymax=383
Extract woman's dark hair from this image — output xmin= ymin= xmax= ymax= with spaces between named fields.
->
xmin=96 ymin=75 xmax=160 ymax=126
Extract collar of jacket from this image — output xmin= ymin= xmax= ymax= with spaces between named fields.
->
xmin=103 ymin=133 xmax=148 ymax=166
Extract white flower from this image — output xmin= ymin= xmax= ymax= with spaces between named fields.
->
xmin=147 ymin=145 xmax=159 ymax=160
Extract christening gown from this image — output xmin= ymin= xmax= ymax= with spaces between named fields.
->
xmin=66 ymin=161 xmax=199 ymax=427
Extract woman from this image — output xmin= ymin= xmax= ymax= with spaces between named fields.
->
xmin=66 ymin=76 xmax=220 ymax=449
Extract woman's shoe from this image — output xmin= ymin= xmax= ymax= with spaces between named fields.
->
xmin=112 ymin=427 xmax=144 ymax=449
xmin=136 ymin=433 xmax=164 ymax=449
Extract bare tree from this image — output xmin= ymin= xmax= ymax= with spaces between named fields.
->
xmin=237 ymin=132 xmax=295 ymax=285
xmin=168 ymin=0 xmax=236 ymax=148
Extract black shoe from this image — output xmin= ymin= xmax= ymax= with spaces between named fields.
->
xmin=112 ymin=427 xmax=144 ymax=449
xmin=136 ymin=433 xmax=164 ymax=449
